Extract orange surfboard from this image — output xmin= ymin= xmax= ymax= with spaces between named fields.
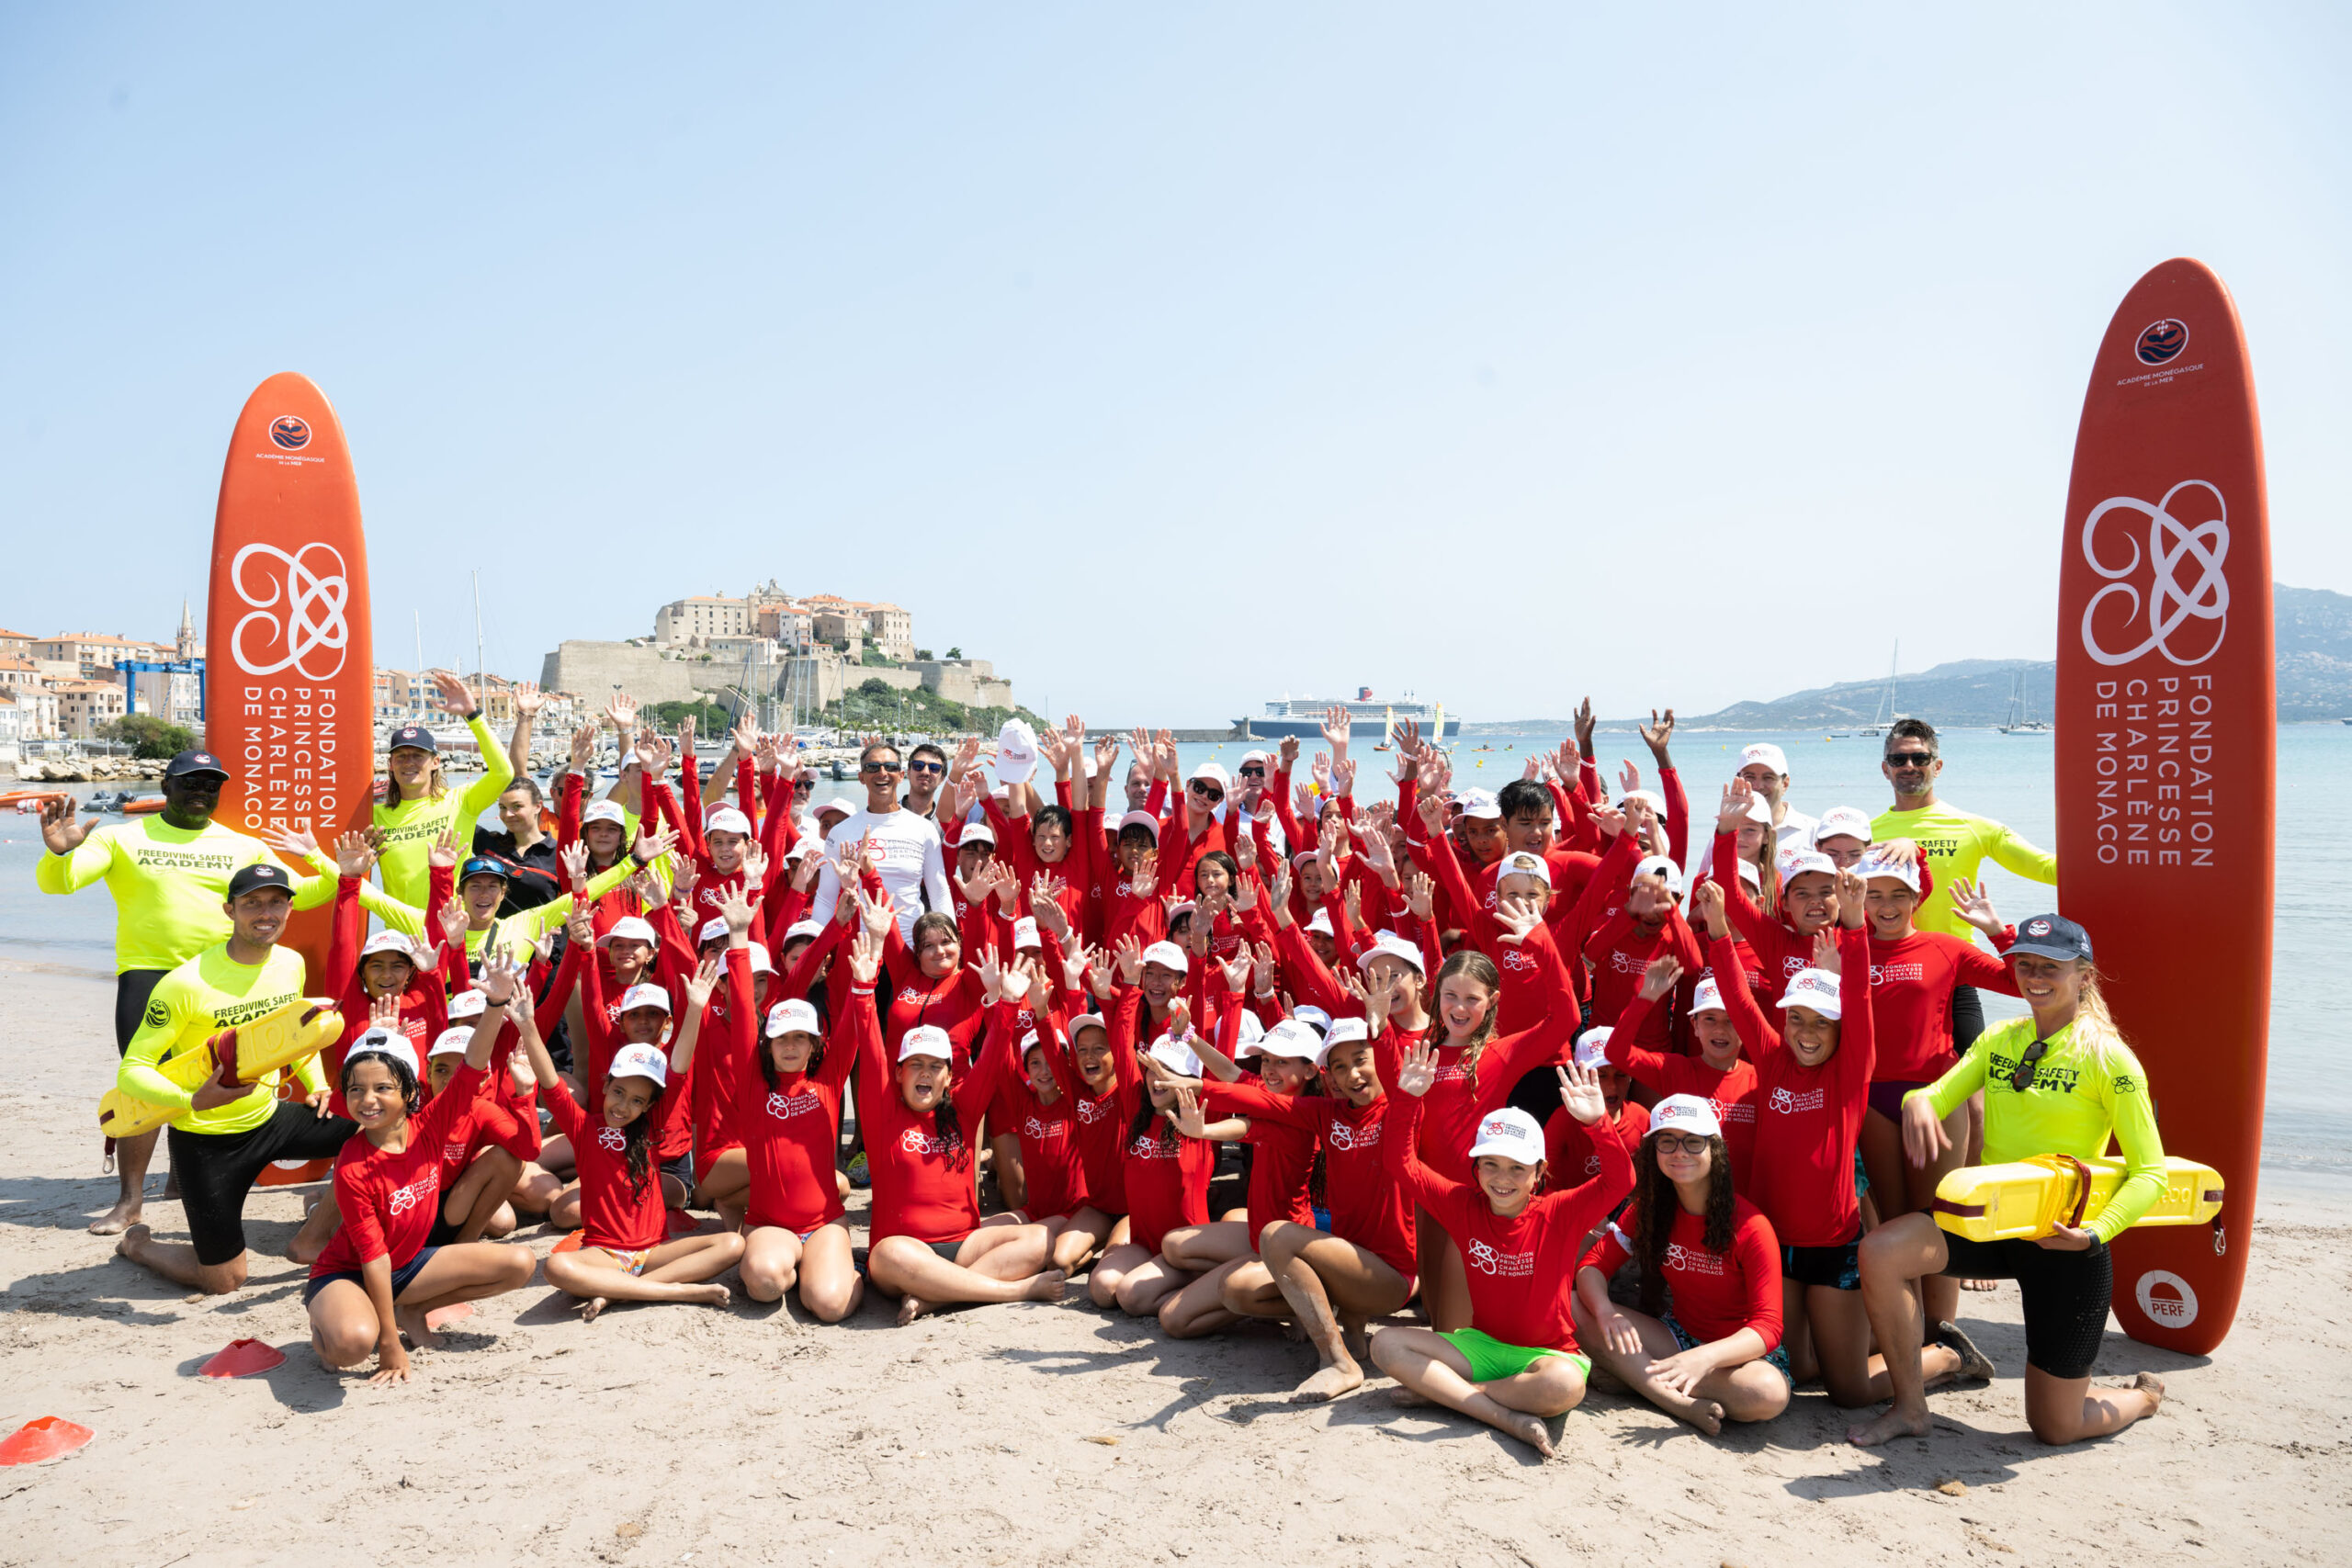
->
xmin=206 ymin=374 xmax=375 ymax=1184
xmin=2054 ymin=259 xmax=2271 ymax=1354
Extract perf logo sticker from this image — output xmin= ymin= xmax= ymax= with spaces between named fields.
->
xmin=2135 ymin=1269 xmax=2198 ymax=1327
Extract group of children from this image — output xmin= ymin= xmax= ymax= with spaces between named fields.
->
xmin=264 ymin=703 xmax=2176 ymax=1451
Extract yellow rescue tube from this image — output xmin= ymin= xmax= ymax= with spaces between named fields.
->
xmin=1931 ymin=1153 xmax=2224 ymax=1243
xmin=97 ymin=998 xmax=345 ymax=1143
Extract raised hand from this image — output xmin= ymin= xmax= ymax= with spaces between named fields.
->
xmin=1319 ymin=705 xmax=1352 ymax=756
xmin=1553 ymin=736 xmax=1582 ymax=784
xmin=1330 ymin=755 xmax=1358 ymax=796
xmin=1251 ymin=940 xmax=1277 ymax=995
xmin=999 ymin=955 xmax=1035 ymax=1004
xmin=1276 ymin=734 xmax=1300 ymax=769
xmin=1718 ymin=779 xmax=1757 ymax=836
xmin=1574 ymin=696 xmax=1597 ymax=758
xmin=970 ymin=945 xmax=1001 ymax=1005
xmin=569 ymin=721 xmax=597 ymax=775
xmin=790 ymin=849 xmax=823 ymax=895
xmin=1638 ymin=953 xmax=1683 ymax=1002
xmin=1114 ymin=932 xmax=1146 ymax=986
xmin=1836 ymin=867 xmax=1867 ymax=929
xmin=262 ymin=825 xmax=319 ymax=865
xmin=604 ymin=690 xmax=637 ymax=733
xmin=1491 ymin=892 xmax=1543 ymax=944
xmin=565 ymin=901 xmax=596 ymax=949
xmin=514 ymin=682 xmax=544 ymax=722
xmin=430 ymin=669 xmax=481 ymax=719
xmin=480 ymin=949 xmax=523 ymax=1007
xmin=684 ymin=953 xmax=722 ymax=1011
xmin=1170 ymin=1086 xmax=1208 ymax=1141
xmin=334 ymin=829 xmax=377 ymax=879
xmin=1639 ymin=707 xmax=1676 ymax=763
xmin=855 ymin=886 xmax=896 ymax=945
xmin=1395 ymin=1039 xmax=1439 ymax=1098
xmin=1555 ymin=1060 xmax=1606 ymax=1124
xmin=631 ymin=824 xmax=678 ymax=866
xmin=1617 ymin=758 xmax=1643 ymax=801
xmin=1029 ymin=884 xmax=1070 ymax=942
xmin=369 ymin=991 xmax=404 ymax=1032
xmin=1127 ymin=850 xmax=1159 ymax=902
xmin=719 ymin=886 xmax=756 ymax=937
xmin=1092 ymin=733 xmax=1121 ymax=780
xmin=426 ymin=827 xmax=459 ymax=871
xmin=1265 ymin=860 xmax=1293 ymax=922
xmin=740 ymin=842 xmax=769 ymax=893
xmin=1414 ymin=786 xmax=1448 ymax=837
xmin=38 ymin=796 xmax=96 ymax=855
xmin=1587 ymin=801 xmax=1627 ymax=840
xmin=437 ymin=896 xmax=468 ymax=949
xmin=847 ymin=923 xmax=882 ymax=986
xmin=1690 ymin=877 xmax=1728 ymax=940
xmin=1165 ymin=996 xmax=1193 ymax=1040
xmin=669 ymin=855 xmax=698 ymax=908
xmin=1218 ymin=945 xmax=1252 ymax=995
xmin=1811 ymin=928 xmax=1842 ymax=975
xmin=1949 ymin=876 xmax=2002 ymax=938
xmin=1342 ymin=877 xmax=1363 ymax=932
xmin=1406 ymin=869 xmax=1435 ymax=922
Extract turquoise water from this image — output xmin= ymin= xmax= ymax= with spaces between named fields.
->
xmin=7 ymin=722 xmax=2344 ymax=1190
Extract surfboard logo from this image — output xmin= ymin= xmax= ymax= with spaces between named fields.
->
xmin=2078 ymin=480 xmax=2229 ymax=667
xmin=2133 ymin=318 xmax=2188 ymax=366
xmin=268 ymin=415 xmax=311 ymax=450
xmin=2135 ymin=1268 xmax=2198 ymax=1327
xmin=229 ymin=540 xmax=351 ymax=680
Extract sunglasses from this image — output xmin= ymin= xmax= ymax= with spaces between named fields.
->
xmin=1885 ymin=751 xmax=1937 ymax=768
xmin=1238 ymin=765 xmax=1266 ymax=778
xmin=2007 ymin=1037 xmax=2053 ymax=1092
xmin=793 ymin=778 xmax=815 ymax=792
xmin=1653 ymin=1134 xmax=1712 ymax=1156
xmin=862 ymin=760 xmax=903 ymax=774
xmin=905 ymin=760 xmax=944 ymax=775
xmin=1188 ymin=780 xmax=1224 ymax=801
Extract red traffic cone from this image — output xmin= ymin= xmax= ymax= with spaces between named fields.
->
xmin=199 ymin=1338 xmax=287 ymax=1379
xmin=0 ymin=1418 xmax=94 ymax=1466
xmin=424 ymin=1303 xmax=473 ymax=1330
xmin=665 ymin=1208 xmax=701 ymax=1238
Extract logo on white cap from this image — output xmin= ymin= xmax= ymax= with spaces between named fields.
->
xmin=1494 ymin=852 xmax=1551 ymax=888
xmin=1632 ymin=854 xmax=1684 ymax=897
xmin=898 ymin=1024 xmax=953 ymax=1062
xmin=347 ymin=1026 xmax=417 ymax=1077
xmin=1813 ymin=807 xmax=1873 ymax=847
xmin=705 ymin=807 xmax=752 ymax=838
xmin=582 ymin=800 xmax=628 ymax=828
xmin=600 ymin=916 xmax=658 ymax=948
xmin=610 ymin=1043 xmax=668 ymax=1087
xmin=447 ymin=989 xmax=487 ymax=1020
xmin=765 ymin=998 xmax=820 ymax=1038
xmin=1740 ymin=743 xmax=1790 ymax=775
xmin=1012 ymin=916 xmax=1042 ymax=949
xmin=1467 ymin=1106 xmax=1545 ymax=1164
xmin=1357 ymin=930 xmax=1426 ymax=974
xmin=1140 ymin=941 xmax=1189 ymax=974
xmin=1777 ymin=968 xmax=1842 ymax=1020
xmin=1250 ymin=1019 xmax=1323 ymax=1060
xmin=618 ymin=983 xmax=672 ymax=1014
xmin=1689 ymin=976 xmax=1724 ymax=1015
xmin=1855 ymin=851 xmax=1919 ymax=892
xmin=1650 ymin=1093 xmax=1722 ymax=1138
xmin=1148 ymin=1034 xmax=1203 ymax=1078
xmin=429 ymin=1027 xmax=474 ymax=1058
xmin=1572 ymin=1028 xmax=1613 ymax=1069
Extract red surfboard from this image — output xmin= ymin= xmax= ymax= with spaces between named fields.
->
xmin=2054 ymin=259 xmax=2271 ymax=1355
xmin=205 ymin=374 xmax=375 ymax=1187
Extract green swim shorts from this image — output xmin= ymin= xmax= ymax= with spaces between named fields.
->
xmin=1440 ymin=1327 xmax=1590 ymax=1383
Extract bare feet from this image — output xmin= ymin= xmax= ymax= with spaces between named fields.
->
xmin=395 ymin=1304 xmax=443 ymax=1350
xmin=114 ymin=1223 xmax=150 ymax=1260
xmin=1387 ymin=1386 xmax=1432 ymax=1408
xmin=1340 ymin=1316 xmax=1370 ymax=1361
xmin=1290 ymin=1362 xmax=1364 ymax=1404
xmin=1023 ymin=1270 xmax=1069 ymax=1303
xmin=681 ymin=1283 xmax=730 ymax=1307
xmin=1962 ymin=1277 xmax=1999 ymax=1292
xmin=2130 ymin=1371 xmax=2165 ymax=1405
xmin=1496 ymin=1408 xmax=1555 ymax=1457
xmin=1847 ymin=1404 xmax=1932 ymax=1448
xmin=896 ymin=1293 xmax=933 ymax=1326
xmin=424 ymin=1303 xmax=474 ymax=1331
xmin=90 ymin=1196 xmax=142 ymax=1235
xmin=580 ymin=1295 xmax=612 ymax=1324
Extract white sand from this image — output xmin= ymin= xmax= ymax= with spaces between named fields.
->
xmin=3 ymin=959 xmax=2345 ymax=1567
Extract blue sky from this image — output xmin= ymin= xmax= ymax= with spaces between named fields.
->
xmin=4 ymin=5 xmax=2346 ymax=726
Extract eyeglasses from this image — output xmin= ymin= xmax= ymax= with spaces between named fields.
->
xmin=1188 ymin=781 xmax=1224 ymax=802
xmin=905 ymin=760 xmax=944 ymax=775
xmin=1885 ymin=751 xmax=1937 ymax=769
xmin=1654 ymin=1134 xmax=1712 ymax=1156
xmin=862 ymin=760 xmax=903 ymax=775
xmin=2007 ymin=1037 xmax=2053 ymax=1092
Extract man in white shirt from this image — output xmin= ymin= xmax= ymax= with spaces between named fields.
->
xmin=1689 ymin=741 xmax=1820 ymax=885
xmin=809 ymin=740 xmax=953 ymax=939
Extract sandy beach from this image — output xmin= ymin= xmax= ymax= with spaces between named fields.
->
xmin=2 ymin=959 xmax=2345 ymax=1568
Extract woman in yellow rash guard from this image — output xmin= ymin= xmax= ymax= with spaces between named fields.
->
xmin=1849 ymin=914 xmax=2167 ymax=1450
xmin=111 ymin=863 xmax=358 ymax=1296
xmin=37 ymin=749 xmax=341 ymax=1235
xmin=375 ymin=671 xmax=514 ymax=910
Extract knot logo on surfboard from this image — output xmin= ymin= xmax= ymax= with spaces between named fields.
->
xmin=268 ymin=415 xmax=312 ymax=449
xmin=2133 ymin=319 xmax=2189 ymax=366
xmin=2078 ymin=480 xmax=2229 ymax=668
xmin=2135 ymin=1268 xmax=2198 ymax=1327
xmin=230 ymin=540 xmax=351 ymax=680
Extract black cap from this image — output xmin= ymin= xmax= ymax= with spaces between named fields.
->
xmin=2009 ymin=914 xmax=2093 ymax=964
xmin=460 ymin=855 xmax=511 ymax=884
xmin=228 ymin=863 xmax=296 ymax=899
xmin=388 ymin=725 xmax=437 ymax=753
xmin=164 ymin=750 xmax=229 ymax=781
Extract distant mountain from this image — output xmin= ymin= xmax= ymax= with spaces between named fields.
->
xmin=1462 ymin=584 xmax=2352 ymax=732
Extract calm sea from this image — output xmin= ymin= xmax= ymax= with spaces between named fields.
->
xmin=6 ymin=722 xmax=2343 ymax=1191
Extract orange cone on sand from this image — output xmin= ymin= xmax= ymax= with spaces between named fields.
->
xmin=0 ymin=1418 xmax=94 ymax=1466
xmin=198 ymin=1338 xmax=287 ymax=1379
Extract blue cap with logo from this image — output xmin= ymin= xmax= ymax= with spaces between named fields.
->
xmin=227 ymin=863 xmax=295 ymax=899
xmin=388 ymin=725 xmax=437 ymax=753
xmin=2008 ymin=914 xmax=2092 ymax=964
xmin=164 ymin=749 xmax=229 ymax=781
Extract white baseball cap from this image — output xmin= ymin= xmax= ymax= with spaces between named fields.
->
xmin=1454 ymin=788 xmax=1502 ymax=821
xmin=1140 ymin=941 xmax=1189 ymax=974
xmin=1148 ymin=1033 xmax=1203 ymax=1077
xmin=1357 ymin=929 xmax=1426 ymax=974
xmin=359 ymin=931 xmax=415 ymax=962
xmin=1735 ymin=793 xmax=1772 ymax=826
xmin=1116 ymin=810 xmax=1160 ymax=837
xmin=599 ymin=916 xmax=657 ymax=948
xmin=765 ymin=998 xmax=820 ymax=1038
xmin=746 ymin=941 xmax=775 ymax=976
xmin=1305 ymin=908 xmax=1335 ymax=938
xmin=1777 ymin=968 xmax=1843 ymax=1020
xmin=1235 ymin=1010 xmax=1266 ymax=1049
xmin=610 ymin=1042 xmax=669 ymax=1087
xmin=346 ymin=1025 xmax=419 ymax=1077
xmin=781 ymin=919 xmax=825 ymax=945
xmin=1187 ymin=761 xmax=1230 ymax=794
xmin=784 ymin=838 xmax=824 ymax=862
xmin=1239 ymin=750 xmax=1270 ymax=768
xmin=1689 ymin=976 xmax=1725 ymax=1015
xmin=1248 ymin=1019 xmax=1323 ymax=1061
xmin=1012 ymin=916 xmax=1043 ymax=950
xmin=1736 ymin=859 xmax=1761 ymax=888
xmin=1650 ymin=1093 xmax=1722 ymax=1138
xmin=1813 ymin=807 xmax=1873 ymax=848
xmin=1492 ymin=851 xmax=1552 ymax=888
xmin=428 ymin=1026 xmax=474 ymax=1059
xmin=1293 ymin=1005 xmax=1333 ymax=1037
xmin=705 ymin=807 xmax=752 ymax=838
xmin=1318 ymin=1016 xmax=1370 ymax=1064
xmin=957 ymin=822 xmax=998 ymax=849
xmin=1780 ymin=850 xmax=1837 ymax=886
xmin=582 ymin=800 xmax=628 ymax=829
xmin=995 ymin=719 xmax=1039 ymax=784
xmin=1739 ymin=743 xmax=1790 ymax=776
xmin=446 ymin=989 xmax=487 ymax=1021
xmin=1572 ymin=1027 xmax=1613 ymax=1069
xmin=617 ymin=982 xmax=672 ymax=1015
xmin=697 ymin=916 xmax=732 ymax=945
xmin=1466 ymin=1106 xmax=1546 ymax=1165
xmin=1855 ymin=850 xmax=1919 ymax=893
xmin=1069 ymin=1012 xmax=1108 ymax=1038
xmin=898 ymin=1023 xmax=954 ymax=1062
xmin=818 ymin=797 xmax=860 ymax=819
xmin=1632 ymin=854 xmax=1685 ymax=897
xmin=1617 ymin=788 xmax=1667 ymax=817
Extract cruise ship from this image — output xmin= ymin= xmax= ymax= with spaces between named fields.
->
xmin=1234 ymin=689 xmax=1461 ymax=741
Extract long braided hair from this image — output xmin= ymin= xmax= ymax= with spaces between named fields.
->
xmin=1629 ymin=1128 xmax=1736 ymax=1318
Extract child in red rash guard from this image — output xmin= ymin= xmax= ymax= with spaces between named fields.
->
xmin=1580 ymin=843 xmax=1704 ymax=1057
xmin=732 ymin=930 xmax=869 ymax=1325
xmin=319 ymin=834 xmax=452 ymax=1119
xmin=1709 ymin=780 xmax=1844 ymax=1022
xmin=1604 ymin=907 xmax=1760 ymax=1189
xmin=1373 ymin=905 xmax=1583 ymax=1334
xmin=1084 ymin=986 xmax=1224 ymax=1319
xmin=1373 ymin=1049 xmax=1634 ymax=1458
xmin=1544 ymin=1031 xmax=1650 ymax=1194
xmin=1052 ymin=991 xmax=1135 ymax=1269
xmin=1713 ymin=869 xmax=1938 ymax=1410
xmin=1851 ymin=848 xmax=2020 ymax=1329
xmin=302 ymin=975 xmax=537 ymax=1386
xmin=1573 ymin=1096 xmax=1791 ymax=1434
xmin=419 ymin=1019 xmax=539 ymax=1247
xmin=842 ymin=893 xmax=1068 ymax=1326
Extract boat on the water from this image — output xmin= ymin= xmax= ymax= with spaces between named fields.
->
xmin=1234 ymin=688 xmax=1460 ymax=741
xmin=1999 ymin=670 xmax=2052 ymax=735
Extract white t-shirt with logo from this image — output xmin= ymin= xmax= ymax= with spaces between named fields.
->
xmin=809 ymin=807 xmax=953 ymax=939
